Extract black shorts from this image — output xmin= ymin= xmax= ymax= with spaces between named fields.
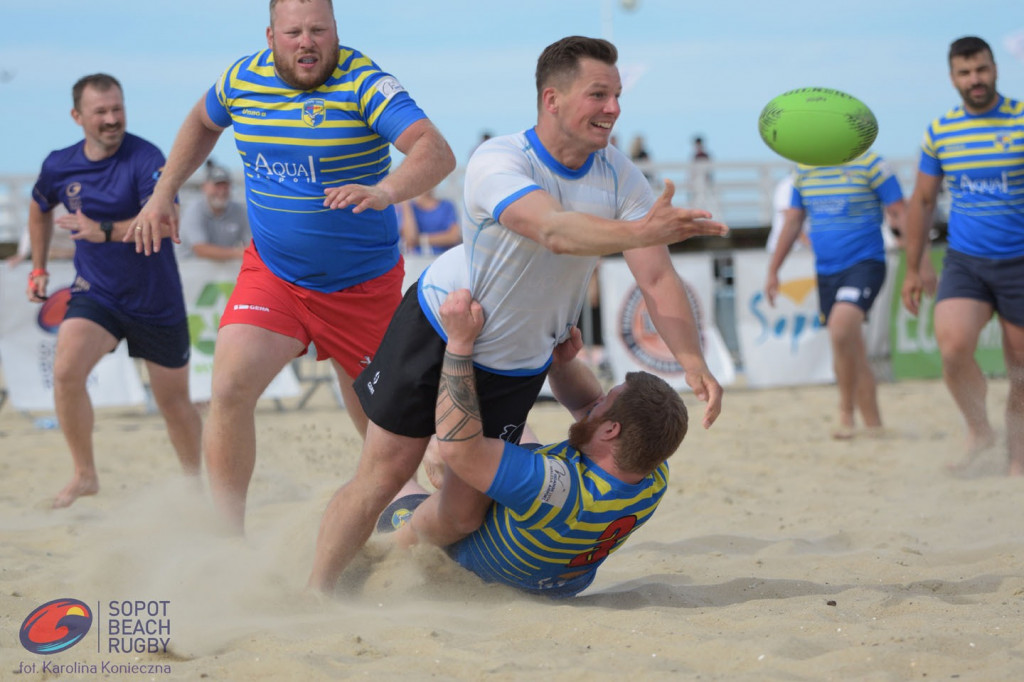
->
xmin=816 ymin=259 xmax=886 ymax=322
xmin=64 ymin=295 xmax=191 ymax=369
xmin=355 ymin=283 xmax=548 ymax=441
xmin=936 ymin=249 xmax=1024 ymax=326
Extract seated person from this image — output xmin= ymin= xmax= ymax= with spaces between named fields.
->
xmin=379 ymin=289 xmax=690 ymax=598
xmin=177 ymin=162 xmax=250 ymax=261
xmin=399 ymin=188 xmax=461 ymax=255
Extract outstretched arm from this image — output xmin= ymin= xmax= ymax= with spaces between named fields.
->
xmin=499 ymin=179 xmax=729 ymax=256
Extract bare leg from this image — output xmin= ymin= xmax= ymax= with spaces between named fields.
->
xmin=204 ymin=324 xmax=304 ymax=532
xmin=331 ymin=360 xmax=367 ymax=438
xmin=828 ymin=303 xmax=877 ymax=438
xmin=146 ymin=361 xmax=202 ymax=477
xmin=1001 ymin=319 xmax=1024 ymax=476
xmin=934 ymin=299 xmax=997 ymax=462
xmin=51 ymin=319 xmax=117 ymax=508
xmin=308 ymin=421 xmax=429 ymax=592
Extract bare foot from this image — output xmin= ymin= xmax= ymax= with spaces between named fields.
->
xmin=53 ymin=474 xmax=99 ymax=508
xmin=946 ymin=441 xmax=1004 ymax=479
xmin=831 ymin=425 xmax=855 ymax=440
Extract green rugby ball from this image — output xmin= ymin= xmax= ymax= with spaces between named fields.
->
xmin=758 ymin=87 xmax=878 ymax=166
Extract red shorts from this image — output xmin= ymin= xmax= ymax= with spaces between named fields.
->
xmin=220 ymin=245 xmax=405 ymax=378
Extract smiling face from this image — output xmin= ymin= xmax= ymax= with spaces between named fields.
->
xmin=541 ymin=57 xmax=622 ymax=167
xmin=950 ymin=49 xmax=998 ymax=114
xmin=71 ymin=84 xmax=126 ymax=160
xmin=267 ymin=0 xmax=339 ymax=91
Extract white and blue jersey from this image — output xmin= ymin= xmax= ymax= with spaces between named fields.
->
xmin=919 ymin=95 xmax=1024 ymax=259
xmin=207 ymin=46 xmax=427 ymax=292
xmin=418 ymin=128 xmax=654 ymax=374
xmin=791 ymin=151 xmax=903 ymax=275
xmin=448 ymin=440 xmax=668 ymax=598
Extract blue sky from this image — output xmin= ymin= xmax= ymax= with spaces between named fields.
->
xmin=1 ymin=1 xmax=1023 ymax=176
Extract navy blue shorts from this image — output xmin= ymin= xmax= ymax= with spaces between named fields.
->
xmin=816 ymin=259 xmax=886 ymax=322
xmin=355 ymin=283 xmax=547 ymax=441
xmin=64 ymin=295 xmax=191 ymax=369
xmin=936 ymin=249 xmax=1024 ymax=326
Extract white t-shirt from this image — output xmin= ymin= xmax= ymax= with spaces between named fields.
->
xmin=419 ymin=128 xmax=654 ymax=373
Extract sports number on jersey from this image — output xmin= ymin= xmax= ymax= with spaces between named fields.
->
xmin=567 ymin=515 xmax=638 ymax=568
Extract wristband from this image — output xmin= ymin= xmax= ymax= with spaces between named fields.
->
xmin=100 ymin=220 xmax=114 ymax=242
xmin=29 ymin=268 xmax=48 ymax=279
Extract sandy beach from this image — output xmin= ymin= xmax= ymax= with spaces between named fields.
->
xmin=1 ymin=374 xmax=1021 ymax=681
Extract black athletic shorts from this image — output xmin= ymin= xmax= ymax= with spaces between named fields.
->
xmin=355 ymin=283 xmax=548 ymax=441
xmin=64 ymin=294 xmax=191 ymax=369
xmin=937 ymin=249 xmax=1024 ymax=326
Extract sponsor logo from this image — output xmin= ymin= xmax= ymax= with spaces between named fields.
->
xmin=241 ymin=108 xmax=266 ymax=118
xmin=749 ymin=276 xmax=825 ymax=353
xmin=302 ymin=98 xmax=326 ymax=128
xmin=252 ymin=152 xmax=317 ymax=183
xmin=959 ymin=171 xmax=1008 ymax=195
xmin=65 ymin=182 xmax=82 ymax=211
xmin=374 ymin=76 xmax=405 ymax=100
xmin=618 ymin=283 xmax=703 ymax=373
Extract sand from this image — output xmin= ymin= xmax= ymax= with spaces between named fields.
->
xmin=1 ymin=375 xmax=1022 ymax=681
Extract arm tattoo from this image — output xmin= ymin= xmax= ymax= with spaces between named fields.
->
xmin=436 ymin=349 xmax=483 ymax=442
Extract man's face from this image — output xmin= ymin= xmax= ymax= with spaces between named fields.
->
xmin=548 ymin=58 xmax=622 ymax=155
xmin=950 ymin=50 xmax=998 ymax=113
xmin=72 ymin=85 xmax=126 ymax=153
xmin=267 ymin=0 xmax=339 ymax=90
xmin=204 ymin=180 xmax=231 ymax=212
xmin=567 ymin=382 xmax=625 ymax=450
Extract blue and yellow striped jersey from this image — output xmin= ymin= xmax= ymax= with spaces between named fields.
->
xmin=205 ymin=46 xmax=427 ymax=291
xmin=792 ymin=151 xmax=902 ymax=275
xmin=919 ymin=95 xmax=1024 ymax=258
xmin=448 ymin=440 xmax=669 ymax=598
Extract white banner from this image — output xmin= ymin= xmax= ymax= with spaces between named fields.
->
xmin=733 ymin=249 xmax=833 ymax=387
xmin=178 ymin=259 xmax=299 ymax=402
xmin=0 ymin=262 xmax=147 ymax=411
xmin=599 ymin=254 xmax=736 ymax=391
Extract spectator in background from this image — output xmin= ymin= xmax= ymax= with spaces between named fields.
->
xmin=691 ymin=135 xmax=710 ymax=161
xmin=689 ymin=134 xmax=718 ymax=214
xmin=629 ymin=134 xmax=655 ymax=184
xmin=177 ymin=161 xmax=250 ymax=261
xmin=399 ymin=188 xmax=461 ymax=255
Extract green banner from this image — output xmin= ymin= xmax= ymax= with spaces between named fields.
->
xmin=889 ymin=246 xmax=1006 ymax=380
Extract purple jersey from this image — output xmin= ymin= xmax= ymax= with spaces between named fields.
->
xmin=32 ymin=133 xmax=185 ymax=324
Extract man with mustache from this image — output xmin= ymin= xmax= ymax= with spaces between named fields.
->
xmin=901 ymin=35 xmax=1024 ymax=476
xmin=26 ymin=73 xmax=201 ymax=508
xmin=132 ymin=0 xmax=455 ymax=531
